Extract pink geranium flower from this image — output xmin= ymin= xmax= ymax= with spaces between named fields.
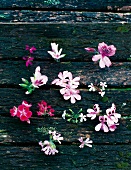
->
xmin=92 ymin=42 xmax=116 ymax=68
xmin=30 ymin=66 xmax=48 ymax=88
xmin=37 ymin=100 xmax=55 ymax=117
xmin=48 ymin=43 xmax=66 ymax=61
xmin=63 ymin=89 xmax=81 ymax=104
xmin=87 ymin=104 xmax=100 ymax=120
xmin=95 ymin=116 xmax=109 ymax=132
xmin=10 ymin=101 xmax=32 ymax=124
xmin=49 ymin=131 xmax=63 ymax=144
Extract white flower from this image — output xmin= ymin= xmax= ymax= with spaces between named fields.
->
xmin=79 ymin=113 xmax=87 ymax=122
xmin=62 ymin=110 xmax=66 ymax=119
xmin=100 ymin=82 xmax=107 ymax=90
xmin=48 ymin=43 xmax=66 ymax=60
xmin=98 ymin=91 xmax=105 ymax=97
xmin=78 ymin=137 xmax=93 ymax=148
xmin=88 ymin=83 xmax=96 ymax=91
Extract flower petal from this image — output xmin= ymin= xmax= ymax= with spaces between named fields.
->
xmin=103 ymin=56 xmax=112 ymax=67
xmin=92 ymin=54 xmax=102 ymax=61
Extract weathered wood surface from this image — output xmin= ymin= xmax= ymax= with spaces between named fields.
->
xmin=0 ymin=11 xmax=131 ymax=22
xmin=0 ymin=0 xmax=131 ymax=11
xmin=0 ymin=24 xmax=130 ymax=61
xmin=0 ymin=61 xmax=131 ymax=86
xmin=0 ymin=145 xmax=131 ymax=169
xmin=0 ymin=0 xmax=131 ymax=169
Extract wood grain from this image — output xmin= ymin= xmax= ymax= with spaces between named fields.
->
xmin=0 ymin=0 xmax=130 ymax=11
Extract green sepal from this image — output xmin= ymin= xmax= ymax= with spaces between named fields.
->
xmin=21 ymin=78 xmax=29 ymax=84
xmin=19 ymin=84 xmax=28 ymax=88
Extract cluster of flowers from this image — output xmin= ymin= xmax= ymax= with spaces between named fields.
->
xmin=10 ymin=100 xmax=55 ymax=124
xmin=88 ymin=103 xmax=121 ymax=132
xmin=39 ymin=130 xmax=63 ymax=155
xmin=88 ymin=82 xmax=107 ymax=97
xmin=19 ymin=66 xmax=48 ymax=94
xmin=62 ymin=103 xmax=121 ymax=132
xmin=85 ymin=42 xmax=116 ymax=68
xmin=52 ymin=71 xmax=81 ymax=104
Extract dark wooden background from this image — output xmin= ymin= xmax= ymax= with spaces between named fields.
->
xmin=0 ymin=0 xmax=131 ymax=169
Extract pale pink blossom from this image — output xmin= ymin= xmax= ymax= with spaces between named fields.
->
xmin=79 ymin=113 xmax=87 ymax=122
xmin=95 ymin=116 xmax=109 ymax=132
xmin=63 ymin=89 xmax=81 ymax=104
xmin=92 ymin=42 xmax=116 ymax=68
xmin=108 ymin=123 xmax=119 ymax=132
xmin=87 ymin=104 xmax=100 ymax=120
xmin=49 ymin=131 xmax=63 ymax=144
xmin=48 ymin=43 xmax=66 ymax=60
xmin=39 ymin=140 xmax=58 ymax=155
xmin=10 ymin=106 xmax=18 ymax=117
xmin=78 ymin=137 xmax=93 ymax=148
xmin=30 ymin=66 xmax=48 ymax=88
xmin=52 ymin=71 xmax=71 ymax=87
xmin=68 ymin=73 xmax=80 ymax=88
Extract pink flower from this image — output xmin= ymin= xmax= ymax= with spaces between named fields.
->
xmin=23 ymin=56 xmax=34 ymax=67
xmin=68 ymin=73 xmax=80 ymax=88
xmin=92 ymin=42 xmax=116 ymax=68
xmin=95 ymin=116 xmax=109 ymax=132
xmin=39 ymin=140 xmax=58 ymax=155
xmin=63 ymin=89 xmax=81 ymax=104
xmin=10 ymin=101 xmax=32 ymax=124
xmin=30 ymin=66 xmax=48 ymax=88
xmin=37 ymin=100 xmax=55 ymax=117
xmin=10 ymin=106 xmax=18 ymax=117
xmin=52 ymin=71 xmax=71 ymax=87
xmin=87 ymin=104 xmax=100 ymax=120
xmin=25 ymin=45 xmax=36 ymax=54
xmin=85 ymin=47 xmax=96 ymax=52
xmin=49 ymin=131 xmax=63 ymax=144
xmin=48 ymin=43 xmax=66 ymax=61
xmin=108 ymin=123 xmax=119 ymax=132
xmin=78 ymin=137 xmax=93 ymax=148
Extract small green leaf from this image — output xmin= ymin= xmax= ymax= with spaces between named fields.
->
xmin=101 ymin=96 xmax=108 ymax=102
xmin=19 ymin=84 xmax=28 ymax=88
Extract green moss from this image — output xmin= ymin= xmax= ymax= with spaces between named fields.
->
xmin=116 ymin=162 xmax=129 ymax=169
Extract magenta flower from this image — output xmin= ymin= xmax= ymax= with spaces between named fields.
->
xmin=85 ymin=47 xmax=96 ymax=52
xmin=30 ymin=66 xmax=48 ymax=88
xmin=92 ymin=42 xmax=116 ymax=68
xmin=78 ymin=137 xmax=93 ymax=148
xmin=37 ymin=100 xmax=55 ymax=117
xmin=95 ymin=116 xmax=109 ymax=132
xmin=87 ymin=104 xmax=100 ymax=120
xmin=25 ymin=45 xmax=36 ymax=54
xmin=48 ymin=43 xmax=66 ymax=61
xmin=23 ymin=56 xmax=34 ymax=67
xmin=10 ymin=101 xmax=32 ymax=124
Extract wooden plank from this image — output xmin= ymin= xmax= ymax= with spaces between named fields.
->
xmin=0 ymin=145 xmax=131 ymax=169
xmin=0 ymin=88 xmax=131 ymax=116
xmin=0 ymin=116 xmax=131 ymax=144
xmin=0 ymin=61 xmax=131 ymax=86
xmin=0 ymin=0 xmax=130 ymax=11
xmin=0 ymin=24 xmax=130 ymax=61
xmin=0 ymin=11 xmax=131 ymax=23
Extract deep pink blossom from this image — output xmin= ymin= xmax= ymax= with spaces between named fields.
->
xmin=25 ymin=45 xmax=36 ymax=54
xmin=37 ymin=100 xmax=55 ymax=117
xmin=85 ymin=47 xmax=96 ymax=52
xmin=23 ymin=56 xmax=34 ymax=67
xmin=10 ymin=101 xmax=32 ymax=124
xmin=92 ymin=42 xmax=116 ymax=68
